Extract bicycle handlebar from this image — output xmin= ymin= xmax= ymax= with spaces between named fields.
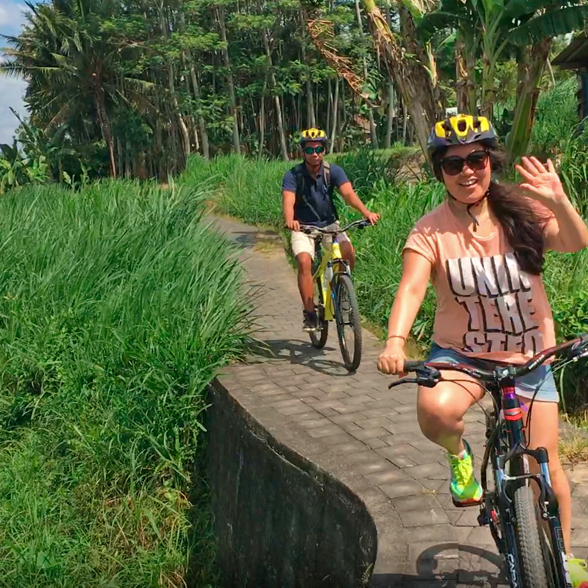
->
xmin=296 ymin=219 xmax=373 ymax=235
xmin=389 ymin=334 xmax=588 ymax=390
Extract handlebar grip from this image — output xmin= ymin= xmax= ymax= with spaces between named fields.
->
xmin=403 ymin=360 xmax=424 ymax=372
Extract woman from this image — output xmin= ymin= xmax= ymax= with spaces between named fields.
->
xmin=377 ymin=114 xmax=588 ymax=585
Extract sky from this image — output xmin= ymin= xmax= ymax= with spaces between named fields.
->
xmin=0 ymin=0 xmax=40 ymax=144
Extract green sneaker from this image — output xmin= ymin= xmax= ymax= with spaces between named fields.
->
xmin=447 ymin=440 xmax=483 ymax=507
xmin=568 ymin=556 xmax=588 ymax=588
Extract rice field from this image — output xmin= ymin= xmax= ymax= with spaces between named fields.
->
xmin=0 ymin=181 xmax=252 ymax=587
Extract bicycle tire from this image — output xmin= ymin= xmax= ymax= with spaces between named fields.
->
xmin=539 ymin=519 xmax=560 ymax=588
xmin=333 ymin=273 xmax=362 ymax=371
xmin=514 ymin=485 xmax=550 ymax=587
xmin=309 ymin=277 xmax=328 ymax=349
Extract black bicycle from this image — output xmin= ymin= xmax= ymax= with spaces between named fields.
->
xmin=389 ymin=335 xmax=588 ymax=588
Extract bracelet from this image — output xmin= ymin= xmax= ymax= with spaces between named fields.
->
xmin=386 ymin=335 xmax=406 ymax=341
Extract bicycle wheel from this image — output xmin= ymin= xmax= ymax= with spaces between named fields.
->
xmin=538 ymin=519 xmax=560 ymax=588
xmin=333 ymin=273 xmax=362 ymax=371
xmin=309 ymin=277 xmax=328 ymax=349
xmin=514 ymin=485 xmax=550 ymax=587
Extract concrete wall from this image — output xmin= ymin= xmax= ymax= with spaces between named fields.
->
xmin=205 ymin=380 xmax=377 ymax=588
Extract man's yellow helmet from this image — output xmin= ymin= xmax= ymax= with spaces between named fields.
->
xmin=300 ymin=128 xmax=328 ymax=145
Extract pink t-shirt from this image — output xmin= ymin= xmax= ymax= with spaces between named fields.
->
xmin=404 ymin=201 xmax=555 ymax=363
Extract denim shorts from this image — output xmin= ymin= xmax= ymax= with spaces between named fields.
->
xmin=426 ymin=343 xmax=559 ymax=403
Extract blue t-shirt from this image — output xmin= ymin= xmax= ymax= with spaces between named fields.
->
xmin=282 ymin=163 xmax=349 ymax=227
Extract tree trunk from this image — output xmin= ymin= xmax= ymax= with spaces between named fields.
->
xmin=355 ymin=0 xmax=378 ymax=147
xmin=362 ymin=0 xmax=440 ymax=164
xmin=180 ymin=12 xmax=209 ymax=159
xmin=261 ymin=25 xmax=289 ymax=160
xmin=188 ymin=65 xmax=209 ymax=159
xmin=506 ymin=37 xmax=553 ymax=164
xmin=402 ymin=101 xmax=408 ymax=146
xmin=480 ymin=55 xmax=496 ymax=120
xmin=300 ymin=9 xmax=316 ymax=128
xmin=117 ymin=138 xmax=123 ymax=178
xmin=168 ymin=61 xmax=191 ymax=159
xmin=216 ymin=6 xmax=240 ymax=153
xmin=455 ymin=32 xmax=469 ymax=113
xmin=465 ymin=40 xmax=477 ymax=114
xmin=329 ymin=79 xmax=339 ymax=154
xmin=326 ymin=78 xmax=332 ymax=139
xmin=259 ymin=92 xmax=266 ymax=158
xmin=386 ymin=81 xmax=394 ymax=149
xmin=94 ymin=90 xmax=116 ymax=178
xmin=479 ymin=23 xmax=507 ymax=122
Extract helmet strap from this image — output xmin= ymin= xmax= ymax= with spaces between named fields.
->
xmin=447 ymin=188 xmax=490 ymax=233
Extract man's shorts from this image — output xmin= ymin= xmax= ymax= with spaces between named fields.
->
xmin=291 ymin=222 xmax=351 ymax=259
xmin=427 ymin=342 xmax=559 ymax=403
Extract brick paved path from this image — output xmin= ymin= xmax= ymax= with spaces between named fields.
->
xmin=213 ymin=215 xmax=588 ymax=588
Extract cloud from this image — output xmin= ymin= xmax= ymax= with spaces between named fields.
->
xmin=0 ymin=76 xmax=27 ymax=144
xmin=0 ymin=2 xmax=36 ymax=144
xmin=0 ymin=0 xmax=29 ymax=37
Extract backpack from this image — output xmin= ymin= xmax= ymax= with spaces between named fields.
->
xmin=291 ymin=161 xmax=333 ymax=223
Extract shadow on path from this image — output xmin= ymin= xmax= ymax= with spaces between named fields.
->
xmin=229 ymin=229 xmax=282 ymax=250
xmin=371 ymin=543 xmax=506 ymax=587
xmin=247 ymin=337 xmax=356 ymax=377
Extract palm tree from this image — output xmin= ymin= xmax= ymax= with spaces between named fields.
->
xmin=1 ymin=0 xmax=152 ymax=178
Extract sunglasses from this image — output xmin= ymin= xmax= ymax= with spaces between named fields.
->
xmin=440 ymin=150 xmax=489 ymax=176
xmin=304 ymin=146 xmax=325 ymax=155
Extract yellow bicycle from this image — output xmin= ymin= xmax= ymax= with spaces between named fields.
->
xmin=300 ymin=219 xmax=371 ymax=372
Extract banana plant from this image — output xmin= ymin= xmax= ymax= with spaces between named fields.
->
xmin=421 ymin=0 xmax=588 ymax=160
xmin=504 ymin=1 xmax=588 ymax=162
xmin=420 ymin=0 xmax=479 ymax=114
xmin=0 ymin=140 xmax=49 ymax=193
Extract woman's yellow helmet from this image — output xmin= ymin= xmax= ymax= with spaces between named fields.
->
xmin=427 ymin=114 xmax=497 ymax=157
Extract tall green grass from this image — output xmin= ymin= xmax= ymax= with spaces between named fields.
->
xmin=0 ymin=181 xmax=251 ymax=586
xmin=184 ymin=153 xmax=588 ymax=412
xmin=530 ymin=78 xmax=579 ymax=156
xmin=184 ymin=155 xmax=289 ymax=227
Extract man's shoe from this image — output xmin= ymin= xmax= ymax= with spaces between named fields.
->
xmin=447 ymin=440 xmax=483 ymax=507
xmin=303 ymin=310 xmax=318 ymax=332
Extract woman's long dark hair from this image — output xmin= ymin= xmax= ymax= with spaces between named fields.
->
xmin=432 ymin=144 xmax=549 ymax=275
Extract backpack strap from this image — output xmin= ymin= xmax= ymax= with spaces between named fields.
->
xmin=323 ymin=161 xmax=331 ymax=193
xmin=292 ymin=163 xmax=305 ymax=199
xmin=292 ymin=162 xmax=323 ymax=222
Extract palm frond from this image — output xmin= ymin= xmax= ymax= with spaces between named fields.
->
xmin=507 ymin=4 xmax=588 ymax=45
xmin=46 ymin=93 xmax=83 ymax=128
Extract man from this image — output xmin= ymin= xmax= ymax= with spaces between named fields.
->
xmin=282 ymin=128 xmax=380 ymax=331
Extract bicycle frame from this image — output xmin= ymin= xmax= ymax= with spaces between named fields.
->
xmin=312 ymin=235 xmax=349 ymax=322
xmin=479 ymin=374 xmax=572 ymax=588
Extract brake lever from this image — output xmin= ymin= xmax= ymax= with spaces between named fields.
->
xmin=388 ymin=377 xmax=419 ymax=389
xmin=388 ymin=366 xmax=441 ymax=389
